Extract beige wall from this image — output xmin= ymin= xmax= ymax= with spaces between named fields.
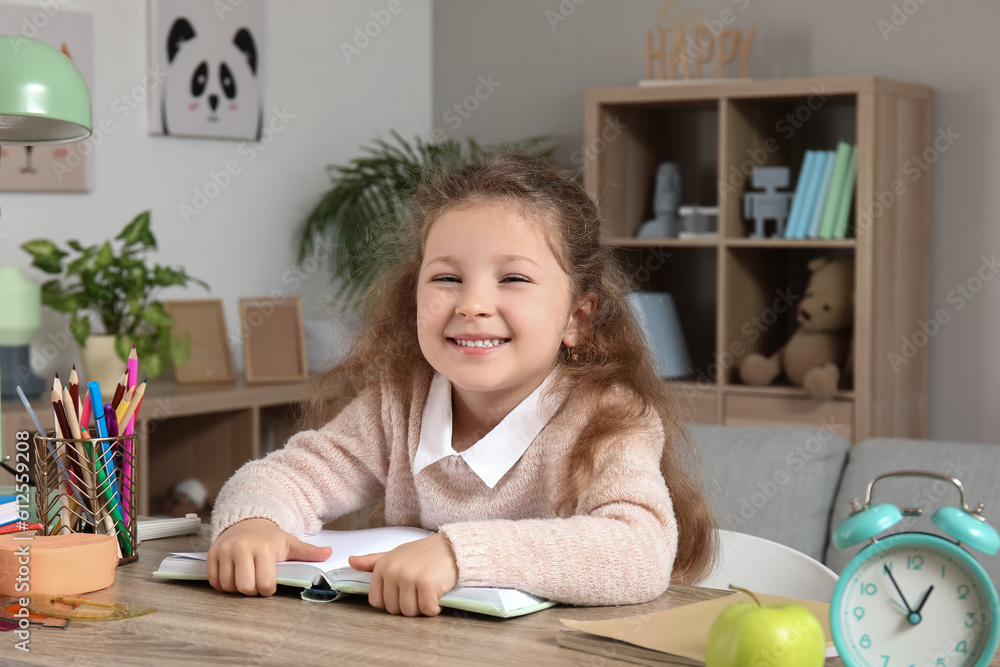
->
xmin=433 ymin=0 xmax=1000 ymax=443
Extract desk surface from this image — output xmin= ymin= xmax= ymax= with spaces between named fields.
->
xmin=7 ymin=529 xmax=999 ymax=667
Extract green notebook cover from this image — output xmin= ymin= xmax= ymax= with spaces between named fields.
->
xmin=819 ymin=141 xmax=852 ymax=239
xmin=832 ymin=144 xmax=857 ymax=239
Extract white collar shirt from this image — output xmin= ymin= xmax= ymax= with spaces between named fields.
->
xmin=412 ymin=370 xmax=559 ymax=488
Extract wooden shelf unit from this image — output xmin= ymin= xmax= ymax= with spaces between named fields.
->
xmin=585 ymin=76 xmax=933 ymax=442
xmin=1 ymin=376 xmax=310 ymax=515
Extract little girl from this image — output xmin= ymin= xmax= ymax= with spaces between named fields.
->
xmin=208 ymin=152 xmax=717 ymax=616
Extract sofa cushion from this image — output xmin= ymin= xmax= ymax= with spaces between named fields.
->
xmin=825 ymin=438 xmax=1000 ymax=590
xmin=688 ymin=424 xmax=851 ymax=562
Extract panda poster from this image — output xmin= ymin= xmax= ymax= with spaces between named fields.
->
xmin=148 ymin=0 xmax=265 ymax=141
xmin=0 ymin=7 xmax=93 ymax=192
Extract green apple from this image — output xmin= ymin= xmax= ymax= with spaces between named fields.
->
xmin=705 ymin=587 xmax=825 ymax=667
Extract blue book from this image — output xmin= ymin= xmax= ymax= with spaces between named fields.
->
xmin=807 ymin=151 xmax=836 ymax=238
xmin=794 ymin=151 xmax=829 ymax=239
xmin=784 ymin=151 xmax=817 ymax=238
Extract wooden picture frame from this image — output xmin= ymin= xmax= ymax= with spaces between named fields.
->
xmin=163 ymin=299 xmax=236 ymax=384
xmin=239 ymin=296 xmax=309 ymax=384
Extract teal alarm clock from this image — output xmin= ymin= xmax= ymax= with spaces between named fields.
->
xmin=831 ymin=471 xmax=1000 ymax=667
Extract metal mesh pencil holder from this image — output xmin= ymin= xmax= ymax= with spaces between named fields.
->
xmin=32 ymin=431 xmax=139 ymax=564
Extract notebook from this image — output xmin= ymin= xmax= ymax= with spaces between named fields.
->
xmin=0 ymin=495 xmax=19 ymax=527
xmin=153 ymin=525 xmax=557 ymax=618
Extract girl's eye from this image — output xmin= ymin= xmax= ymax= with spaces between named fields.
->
xmin=502 ymin=274 xmax=530 ymax=283
xmin=432 ymin=275 xmax=459 ymax=283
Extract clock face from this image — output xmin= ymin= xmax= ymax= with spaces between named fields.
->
xmin=831 ymin=533 xmax=999 ymax=667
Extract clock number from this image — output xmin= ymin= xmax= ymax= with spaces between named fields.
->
xmin=860 ymin=634 xmax=872 ymax=649
xmin=941 ymin=564 xmax=946 ymax=579
xmin=861 ymin=583 xmax=878 ymax=596
xmin=853 ymin=607 xmax=865 ymax=621
xmin=955 ymin=640 xmax=968 ymax=654
xmin=907 ymin=555 xmax=924 ymax=570
xmin=880 ymin=656 xmax=889 ymax=667
xmin=937 ymin=660 xmax=947 ymax=666
xmin=957 ymin=584 xmax=970 ymax=600
xmin=965 ymin=612 xmax=977 ymax=628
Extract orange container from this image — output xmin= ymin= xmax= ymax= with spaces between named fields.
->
xmin=0 ymin=533 xmax=117 ymax=596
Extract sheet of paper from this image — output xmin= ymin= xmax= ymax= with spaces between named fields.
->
xmin=560 ymin=591 xmax=834 ymax=663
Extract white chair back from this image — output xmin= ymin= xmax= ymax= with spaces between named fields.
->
xmin=697 ymin=530 xmax=839 ymax=603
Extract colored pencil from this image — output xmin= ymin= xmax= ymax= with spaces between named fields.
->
xmin=50 ymin=381 xmax=76 ymax=535
xmin=123 ymin=345 xmax=139 ymax=521
xmin=68 ymin=365 xmax=80 ymax=421
xmin=110 ymin=372 xmax=128 ymax=411
xmin=79 ymin=387 xmax=92 ymax=433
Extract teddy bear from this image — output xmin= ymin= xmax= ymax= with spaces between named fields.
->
xmin=738 ymin=255 xmax=854 ymax=400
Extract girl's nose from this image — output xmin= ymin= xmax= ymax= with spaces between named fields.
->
xmin=455 ymin=284 xmax=494 ymax=318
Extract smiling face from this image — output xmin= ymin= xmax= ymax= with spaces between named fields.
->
xmin=416 ymin=202 xmax=584 ymax=409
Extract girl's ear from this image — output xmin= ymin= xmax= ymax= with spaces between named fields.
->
xmin=563 ymin=295 xmax=597 ymax=348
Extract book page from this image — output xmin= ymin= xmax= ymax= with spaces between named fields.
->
xmin=287 ymin=526 xmax=432 ymax=571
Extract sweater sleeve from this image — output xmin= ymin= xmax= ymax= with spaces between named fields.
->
xmin=210 ymin=385 xmax=390 ymax=541
xmin=439 ymin=420 xmax=677 ymax=606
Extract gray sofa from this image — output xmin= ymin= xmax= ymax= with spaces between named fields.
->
xmin=689 ymin=424 xmax=1000 ymax=589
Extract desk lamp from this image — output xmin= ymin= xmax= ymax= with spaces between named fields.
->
xmin=0 ymin=34 xmax=92 ymax=449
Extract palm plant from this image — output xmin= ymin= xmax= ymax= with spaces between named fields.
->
xmin=299 ymin=131 xmax=553 ymax=305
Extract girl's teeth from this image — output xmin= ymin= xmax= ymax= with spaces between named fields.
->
xmin=455 ymin=338 xmax=505 ymax=348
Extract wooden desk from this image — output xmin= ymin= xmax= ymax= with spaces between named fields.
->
xmin=0 ymin=528 xmax=720 ymax=666
xmin=1 ymin=377 xmax=311 ymax=516
xmin=11 ymin=528 xmax=1000 ymax=666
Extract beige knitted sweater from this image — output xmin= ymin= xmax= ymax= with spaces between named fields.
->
xmin=211 ymin=370 xmax=678 ymax=606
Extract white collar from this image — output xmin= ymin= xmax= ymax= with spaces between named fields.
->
xmin=413 ymin=370 xmax=559 ymax=488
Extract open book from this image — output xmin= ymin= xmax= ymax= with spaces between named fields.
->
xmin=153 ymin=525 xmax=556 ymax=618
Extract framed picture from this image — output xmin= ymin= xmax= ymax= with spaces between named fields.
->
xmin=163 ymin=299 xmax=236 ymax=384
xmin=0 ymin=7 xmax=93 ymax=192
xmin=239 ymin=297 xmax=309 ymax=384
xmin=147 ymin=0 xmax=265 ymax=141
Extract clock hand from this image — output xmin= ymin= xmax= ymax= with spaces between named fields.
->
xmin=883 ymin=564 xmax=914 ymax=614
xmin=914 ymin=585 xmax=935 ymax=615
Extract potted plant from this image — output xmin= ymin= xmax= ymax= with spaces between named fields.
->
xmin=21 ymin=210 xmax=208 ymax=384
xmin=299 ymin=131 xmax=553 ymax=305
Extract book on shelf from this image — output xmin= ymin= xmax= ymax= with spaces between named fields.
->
xmin=557 ymin=589 xmax=837 ymax=666
xmin=783 ymin=150 xmax=816 ymax=239
xmin=831 ymin=144 xmax=858 ymax=239
xmin=791 ymin=150 xmax=829 ymax=239
xmin=819 ymin=141 xmax=853 ymax=239
xmin=806 ymin=150 xmax=836 ymax=238
xmin=153 ymin=525 xmax=556 ymax=619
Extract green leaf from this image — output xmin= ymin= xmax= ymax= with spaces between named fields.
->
xmin=151 ymin=266 xmax=189 ymax=288
xmin=69 ymin=315 xmax=90 ymax=346
xmin=141 ymin=302 xmax=173 ymax=328
xmin=142 ymin=351 xmax=166 ymax=379
xmin=21 ymin=239 xmax=67 ymax=274
xmin=117 ymin=211 xmax=156 ymax=248
xmin=171 ymin=332 xmax=192 ymax=368
xmin=67 ymin=240 xmax=85 ymax=252
xmin=94 ymin=241 xmax=114 ymax=271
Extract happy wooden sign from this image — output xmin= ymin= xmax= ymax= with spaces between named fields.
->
xmin=646 ymin=27 xmax=754 ymax=81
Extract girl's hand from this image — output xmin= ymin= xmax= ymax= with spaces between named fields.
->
xmin=347 ymin=533 xmax=459 ymax=617
xmin=207 ymin=518 xmax=333 ymax=596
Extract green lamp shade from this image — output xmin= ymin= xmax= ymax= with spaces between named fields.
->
xmin=0 ymin=267 xmax=41 ymax=345
xmin=0 ymin=34 xmax=92 ymax=145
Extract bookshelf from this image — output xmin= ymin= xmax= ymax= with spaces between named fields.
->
xmin=584 ymin=76 xmax=933 ymax=442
